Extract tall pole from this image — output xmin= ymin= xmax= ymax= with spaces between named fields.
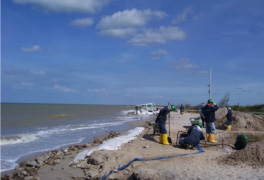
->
xmin=209 ymin=68 xmax=212 ymax=99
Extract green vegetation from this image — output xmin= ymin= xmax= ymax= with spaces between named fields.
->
xmin=231 ymin=104 xmax=264 ymax=113
xmin=176 ymin=103 xmax=264 ymax=114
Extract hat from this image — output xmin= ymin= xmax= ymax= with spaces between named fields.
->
xmin=208 ymin=99 xmax=213 ymax=103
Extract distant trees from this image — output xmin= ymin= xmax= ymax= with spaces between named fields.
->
xmin=232 ymin=104 xmax=264 ymax=112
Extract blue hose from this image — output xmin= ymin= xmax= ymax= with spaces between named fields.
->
xmin=100 ymin=145 xmax=204 ymax=180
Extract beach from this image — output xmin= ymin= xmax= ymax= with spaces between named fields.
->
xmin=5 ymin=110 xmax=264 ymax=180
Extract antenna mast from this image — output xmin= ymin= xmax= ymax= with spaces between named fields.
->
xmin=209 ymin=68 xmax=212 ymax=99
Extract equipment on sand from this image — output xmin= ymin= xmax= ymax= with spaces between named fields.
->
xmin=167 ymin=103 xmax=172 ymax=144
xmin=190 ymin=117 xmax=201 ymax=126
xmin=234 ymin=135 xmax=248 ymax=150
xmin=171 ymin=104 xmax=176 ymax=111
xmin=100 ymin=148 xmax=204 ymax=180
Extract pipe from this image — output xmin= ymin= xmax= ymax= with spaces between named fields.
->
xmin=200 ymin=141 xmax=235 ymax=149
xmin=100 ymin=147 xmax=204 ymax=180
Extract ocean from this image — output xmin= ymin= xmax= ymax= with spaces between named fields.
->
xmin=0 ymin=103 xmax=155 ymax=173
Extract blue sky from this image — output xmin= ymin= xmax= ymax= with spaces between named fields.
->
xmin=2 ymin=0 xmax=264 ymax=106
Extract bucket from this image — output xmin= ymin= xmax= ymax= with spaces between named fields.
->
xmin=189 ymin=118 xmax=200 ymax=125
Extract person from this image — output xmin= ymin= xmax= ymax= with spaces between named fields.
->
xmin=226 ymin=104 xmax=232 ymax=131
xmin=202 ymin=99 xmax=218 ymax=143
xmin=179 ymin=122 xmax=205 ymax=148
xmin=135 ymin=106 xmax=139 ymax=115
xmin=155 ymin=104 xmax=176 ymax=145
xmin=180 ymin=104 xmax=184 ymax=115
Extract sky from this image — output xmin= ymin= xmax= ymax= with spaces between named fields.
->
xmin=1 ymin=0 xmax=264 ymax=106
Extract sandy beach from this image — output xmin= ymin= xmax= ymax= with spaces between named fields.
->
xmin=5 ymin=110 xmax=264 ymax=180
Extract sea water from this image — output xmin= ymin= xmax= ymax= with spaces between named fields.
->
xmin=0 ymin=103 xmax=154 ymax=173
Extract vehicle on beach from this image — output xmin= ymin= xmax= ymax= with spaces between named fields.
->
xmin=135 ymin=103 xmax=159 ymax=115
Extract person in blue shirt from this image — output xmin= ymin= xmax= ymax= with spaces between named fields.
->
xmin=155 ymin=104 xmax=176 ymax=145
xmin=226 ymin=105 xmax=232 ymax=131
xmin=179 ymin=122 xmax=205 ymax=148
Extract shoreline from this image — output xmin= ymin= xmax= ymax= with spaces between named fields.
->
xmin=3 ymin=111 xmax=264 ymax=180
xmin=1 ymin=116 xmax=154 ymax=179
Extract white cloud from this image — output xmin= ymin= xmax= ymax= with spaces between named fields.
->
xmin=30 ymin=70 xmax=45 ymax=75
xmin=99 ymin=28 xmax=136 ymax=38
xmin=53 ymin=84 xmax=74 ymax=92
xmin=97 ymin=9 xmax=166 ymax=29
xmin=13 ymin=0 xmax=109 ymax=13
xmin=172 ymin=59 xmax=199 ymax=71
xmin=96 ymin=9 xmax=185 ymax=46
xmin=151 ymin=49 xmax=168 ymax=55
xmin=13 ymin=82 xmax=34 ymax=89
xmin=129 ymin=26 xmax=185 ymax=46
xmin=172 ymin=7 xmax=193 ymax=24
xmin=87 ymin=88 xmax=106 ymax=93
xmin=21 ymin=45 xmax=41 ymax=53
xmin=97 ymin=9 xmax=167 ymax=38
xmin=70 ymin=17 xmax=94 ymax=27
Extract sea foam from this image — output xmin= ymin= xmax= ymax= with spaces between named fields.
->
xmin=72 ymin=127 xmax=144 ymax=163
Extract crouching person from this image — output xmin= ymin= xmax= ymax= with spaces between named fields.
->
xmin=179 ymin=122 xmax=205 ymax=149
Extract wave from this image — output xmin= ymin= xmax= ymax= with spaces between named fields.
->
xmin=0 ymin=134 xmax=39 ymax=146
xmin=0 ymin=109 xmax=152 ymax=147
xmin=0 ymin=119 xmax=132 ymax=146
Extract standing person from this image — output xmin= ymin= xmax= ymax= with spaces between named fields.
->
xmin=202 ymin=99 xmax=218 ymax=143
xmin=179 ymin=122 xmax=205 ymax=148
xmin=155 ymin=104 xmax=176 ymax=145
xmin=226 ymin=105 xmax=232 ymax=131
xmin=180 ymin=104 xmax=184 ymax=115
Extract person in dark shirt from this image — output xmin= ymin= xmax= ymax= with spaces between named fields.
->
xmin=202 ymin=99 xmax=218 ymax=143
xmin=226 ymin=105 xmax=232 ymax=131
xmin=180 ymin=104 xmax=184 ymax=115
xmin=179 ymin=122 xmax=205 ymax=148
xmin=155 ymin=104 xmax=176 ymax=145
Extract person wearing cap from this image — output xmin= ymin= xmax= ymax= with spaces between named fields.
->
xmin=202 ymin=99 xmax=218 ymax=143
xmin=155 ymin=104 xmax=176 ymax=145
xmin=226 ymin=104 xmax=232 ymax=131
xmin=179 ymin=122 xmax=205 ymax=148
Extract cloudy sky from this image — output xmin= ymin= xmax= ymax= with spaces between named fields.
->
xmin=2 ymin=0 xmax=264 ymax=105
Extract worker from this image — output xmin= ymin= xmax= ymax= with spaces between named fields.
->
xmin=155 ymin=104 xmax=176 ymax=145
xmin=180 ymin=104 xmax=184 ymax=115
xmin=179 ymin=122 xmax=205 ymax=148
xmin=202 ymin=99 xmax=218 ymax=143
xmin=226 ymin=104 xmax=232 ymax=131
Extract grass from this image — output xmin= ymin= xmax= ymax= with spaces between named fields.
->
xmin=231 ymin=104 xmax=264 ymax=113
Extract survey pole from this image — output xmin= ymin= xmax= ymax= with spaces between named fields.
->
xmin=209 ymin=68 xmax=212 ymax=99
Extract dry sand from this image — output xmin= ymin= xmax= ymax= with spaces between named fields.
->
xmin=6 ymin=110 xmax=264 ymax=180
